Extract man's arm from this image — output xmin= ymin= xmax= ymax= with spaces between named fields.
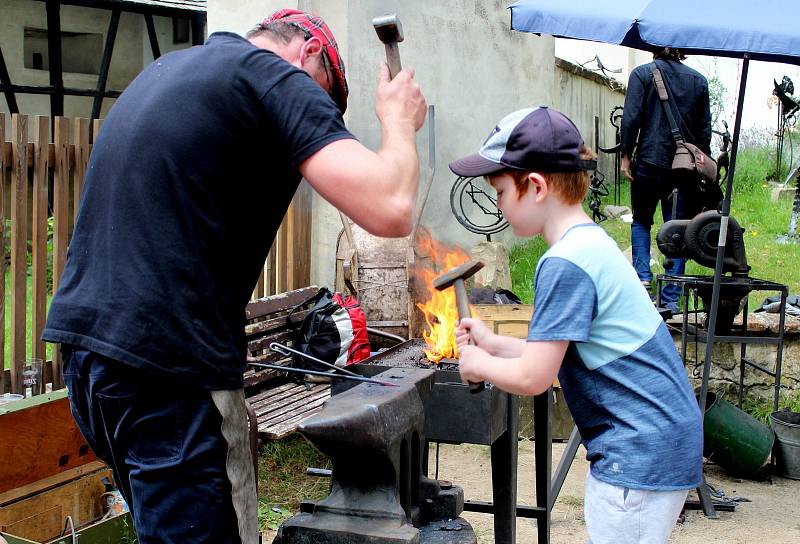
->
xmin=620 ymin=69 xmax=645 ymax=180
xmin=300 ymin=66 xmax=426 ymax=237
xmin=620 ymin=70 xmax=644 ymax=155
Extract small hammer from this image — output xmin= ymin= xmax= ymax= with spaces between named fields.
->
xmin=372 ymin=14 xmax=404 ymax=79
xmin=433 ymin=260 xmax=485 ymax=393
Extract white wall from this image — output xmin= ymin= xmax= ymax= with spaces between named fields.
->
xmin=555 ymin=39 xmax=651 ymax=85
xmin=209 ymin=0 xmax=556 ymax=289
xmin=552 ymin=59 xmax=626 ymax=176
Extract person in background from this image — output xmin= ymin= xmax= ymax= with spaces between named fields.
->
xmin=42 ymin=9 xmax=426 ymax=543
xmin=620 ymin=47 xmax=712 ymax=314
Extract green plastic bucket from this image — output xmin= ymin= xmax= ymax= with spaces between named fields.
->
xmin=700 ymin=392 xmax=775 ymax=479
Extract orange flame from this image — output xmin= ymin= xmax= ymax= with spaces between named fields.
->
xmin=412 ymin=230 xmax=471 ymax=363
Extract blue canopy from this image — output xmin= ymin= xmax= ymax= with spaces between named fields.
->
xmin=509 ymin=0 xmax=800 ymax=461
xmin=509 ymin=0 xmax=800 ymax=65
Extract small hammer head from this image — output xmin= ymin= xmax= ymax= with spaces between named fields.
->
xmin=433 ymin=260 xmax=484 ymax=291
xmin=372 ymin=14 xmax=404 ymax=44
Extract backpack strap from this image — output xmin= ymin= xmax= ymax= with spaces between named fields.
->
xmin=651 ymin=63 xmax=685 ymax=144
xmin=286 ymin=287 xmax=329 ymax=330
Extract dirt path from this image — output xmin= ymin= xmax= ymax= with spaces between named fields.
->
xmin=262 ymin=440 xmax=800 ymax=543
xmin=433 ymin=441 xmax=800 ymax=544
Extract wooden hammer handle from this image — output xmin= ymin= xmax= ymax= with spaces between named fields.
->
xmin=384 ymin=42 xmax=402 ymax=79
xmin=454 ymin=280 xmax=485 ymax=394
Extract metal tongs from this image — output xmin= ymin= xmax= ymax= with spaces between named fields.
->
xmin=247 ymin=342 xmax=398 ymax=387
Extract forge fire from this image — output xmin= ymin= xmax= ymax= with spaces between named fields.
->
xmin=412 ymin=231 xmax=471 ymax=363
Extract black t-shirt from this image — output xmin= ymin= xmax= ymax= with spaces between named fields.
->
xmin=42 ymin=32 xmax=355 ymax=389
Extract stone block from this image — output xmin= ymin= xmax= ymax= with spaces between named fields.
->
xmin=771 ymin=186 xmax=796 ymax=202
xmin=603 ymin=204 xmax=632 ymax=218
xmin=469 ymin=241 xmax=512 ymax=290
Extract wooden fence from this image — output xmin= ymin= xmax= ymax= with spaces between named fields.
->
xmin=0 ymin=113 xmax=312 ymax=394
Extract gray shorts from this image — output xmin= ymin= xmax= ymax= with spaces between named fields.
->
xmin=584 ymin=470 xmax=687 ymax=544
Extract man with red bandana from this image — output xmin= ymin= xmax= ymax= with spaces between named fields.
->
xmin=42 ymin=9 xmax=426 ymax=543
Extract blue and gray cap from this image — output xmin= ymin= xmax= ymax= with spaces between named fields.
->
xmin=449 ymin=107 xmax=596 ymax=177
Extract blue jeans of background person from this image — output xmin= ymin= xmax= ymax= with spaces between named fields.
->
xmin=631 ymin=161 xmax=694 ymax=312
xmin=62 ymin=347 xmax=240 ymax=544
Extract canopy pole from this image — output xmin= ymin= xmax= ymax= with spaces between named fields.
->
xmin=697 ymin=55 xmax=750 ymax=416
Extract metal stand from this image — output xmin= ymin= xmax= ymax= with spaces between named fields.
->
xmin=656 ymin=274 xmax=788 ymax=518
xmin=457 ymin=388 xmax=578 ymax=544
xmin=657 ymin=274 xmax=787 ymax=413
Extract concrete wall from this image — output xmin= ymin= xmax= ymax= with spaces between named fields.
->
xmin=552 ymin=58 xmax=627 ymax=176
xmin=1 ymin=0 xmax=193 ymax=124
xmin=209 ymin=0 xmax=559 ymax=289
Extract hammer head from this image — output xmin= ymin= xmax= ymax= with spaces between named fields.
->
xmin=433 ymin=260 xmax=484 ymax=291
xmin=372 ymin=14 xmax=404 ymax=44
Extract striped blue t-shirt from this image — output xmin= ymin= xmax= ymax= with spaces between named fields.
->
xmin=529 ymin=223 xmax=703 ymax=490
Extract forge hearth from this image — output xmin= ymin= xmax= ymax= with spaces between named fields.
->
xmin=334 ymin=339 xmax=509 ymax=445
xmin=274 ymin=367 xmax=477 ymax=544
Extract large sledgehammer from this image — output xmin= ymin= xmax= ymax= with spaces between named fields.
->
xmin=433 ymin=260 xmax=485 ymax=393
xmin=372 ymin=14 xmax=404 ymax=79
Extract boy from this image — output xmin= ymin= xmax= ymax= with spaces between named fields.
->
xmin=450 ymin=107 xmax=703 ymax=544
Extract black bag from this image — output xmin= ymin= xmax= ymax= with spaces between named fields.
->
xmin=287 ymin=287 xmax=370 ymax=372
xmin=651 ymin=63 xmax=722 ymax=214
xmin=651 ymin=63 xmax=718 ymax=183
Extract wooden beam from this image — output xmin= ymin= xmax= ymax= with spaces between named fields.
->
xmin=277 ymin=215 xmax=289 ymax=294
xmin=51 ymin=117 xmax=71 ymax=389
xmin=10 ymin=115 xmax=29 ymax=393
xmin=0 ymin=84 xmax=122 ymax=98
xmin=144 ymin=13 xmax=162 ymax=59
xmin=266 ymin=241 xmax=277 ymax=296
xmin=292 ymin=182 xmax=313 ymax=288
xmin=91 ymin=10 xmax=121 ymax=121
xmin=73 ymin=118 xmax=90 ymax=222
xmin=46 ymin=1 xmax=64 ymax=118
xmin=0 ymin=47 xmax=19 ymax=114
xmin=0 ymin=112 xmax=6 ymax=392
xmin=32 ymin=0 xmax=207 ymax=17
xmin=32 ymin=117 xmax=50 ymax=363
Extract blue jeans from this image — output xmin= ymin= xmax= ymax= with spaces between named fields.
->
xmin=62 ymin=347 xmax=241 ymax=543
xmin=630 ymin=162 xmax=694 ymax=311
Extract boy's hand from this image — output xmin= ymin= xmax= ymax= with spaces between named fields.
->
xmin=456 ymin=318 xmax=493 ymax=350
xmin=457 ymin=344 xmax=488 ymax=384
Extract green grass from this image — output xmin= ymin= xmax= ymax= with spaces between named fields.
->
xmin=510 ymin=144 xmax=800 ymax=310
xmin=257 ymin=434 xmax=331 ymax=531
xmin=742 ymin=391 xmax=800 ymax=425
xmin=2 ymin=273 xmax=53 ymax=369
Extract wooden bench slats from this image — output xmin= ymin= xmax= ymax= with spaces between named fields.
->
xmin=245 ymin=286 xmax=319 ymax=319
xmin=243 ymin=368 xmax=279 ymax=388
xmin=244 ymin=308 xmax=310 ymax=336
xmin=246 ymin=380 xmax=305 ymax=405
xmin=252 ymin=384 xmax=329 ymax=418
xmin=247 ymin=330 xmax=294 ymax=354
xmin=258 ymin=389 xmax=331 ymax=440
xmin=244 ymin=286 xmax=332 ymax=441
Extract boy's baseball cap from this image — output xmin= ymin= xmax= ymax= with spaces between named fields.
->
xmin=262 ymin=9 xmax=349 ymax=114
xmin=449 ymin=107 xmax=596 ymax=177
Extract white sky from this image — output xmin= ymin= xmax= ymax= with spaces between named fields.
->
xmin=555 ymin=39 xmax=800 ymax=134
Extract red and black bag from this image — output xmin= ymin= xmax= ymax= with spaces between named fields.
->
xmin=288 ymin=288 xmax=370 ymax=370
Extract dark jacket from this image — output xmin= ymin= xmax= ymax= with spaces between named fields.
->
xmin=621 ymin=59 xmax=711 ymax=169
